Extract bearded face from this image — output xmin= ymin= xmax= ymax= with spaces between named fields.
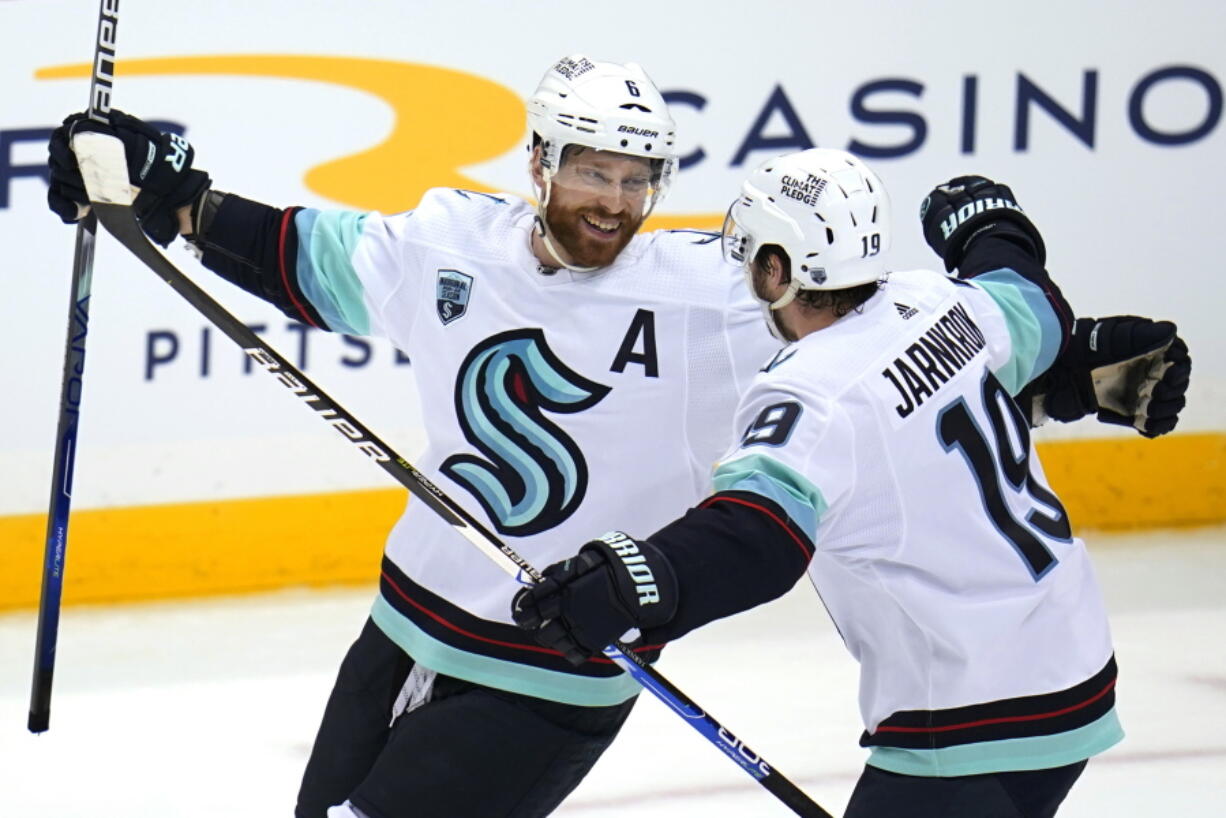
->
xmin=539 ymin=148 xmax=656 ymax=269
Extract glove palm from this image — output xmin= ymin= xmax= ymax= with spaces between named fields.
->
xmin=1026 ymin=315 xmax=1191 ymax=437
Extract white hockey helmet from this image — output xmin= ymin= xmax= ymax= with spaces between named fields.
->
xmin=723 ymin=148 xmax=891 ymax=309
xmin=527 ymin=55 xmax=678 ymax=203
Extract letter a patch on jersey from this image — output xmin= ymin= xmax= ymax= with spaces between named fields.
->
xmin=437 ymin=269 xmax=473 ymax=325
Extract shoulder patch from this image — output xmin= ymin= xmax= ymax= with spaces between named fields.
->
xmin=437 ymin=269 xmax=474 ymax=325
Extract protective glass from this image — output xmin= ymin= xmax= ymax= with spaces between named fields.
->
xmin=723 ymin=202 xmax=785 ymax=340
xmin=549 ymin=148 xmax=663 ymax=219
xmin=721 ymin=201 xmax=755 ymax=267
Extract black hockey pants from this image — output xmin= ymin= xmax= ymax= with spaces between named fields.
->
xmin=844 ymin=759 xmax=1088 ymax=818
xmin=295 ymin=617 xmax=637 ymax=818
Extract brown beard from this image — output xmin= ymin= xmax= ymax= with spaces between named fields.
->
xmin=543 ymin=196 xmax=640 ymax=269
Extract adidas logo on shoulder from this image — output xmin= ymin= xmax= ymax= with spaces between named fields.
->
xmin=895 ymin=302 xmax=919 ymax=320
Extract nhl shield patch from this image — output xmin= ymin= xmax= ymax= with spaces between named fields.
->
xmin=436 ymin=269 xmax=473 ymax=325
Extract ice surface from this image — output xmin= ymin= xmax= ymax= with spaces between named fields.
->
xmin=2 ymin=528 xmax=1224 ymax=816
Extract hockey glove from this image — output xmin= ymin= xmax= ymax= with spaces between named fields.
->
xmin=920 ymin=175 xmax=1046 ymax=273
xmin=511 ymin=531 xmax=678 ymax=666
xmin=47 ymin=117 xmax=92 ymax=225
xmin=1022 ymin=315 xmax=1191 ymax=437
xmin=47 ymin=110 xmax=210 ymax=246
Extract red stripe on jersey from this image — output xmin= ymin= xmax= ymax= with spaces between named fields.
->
xmin=874 ymin=679 xmax=1117 ymax=734
xmin=380 ymin=570 xmax=664 ymax=666
xmin=1041 ymin=280 xmax=1074 ymax=354
xmin=277 ymin=207 xmax=319 ymax=329
xmin=700 ymin=495 xmax=814 ymax=561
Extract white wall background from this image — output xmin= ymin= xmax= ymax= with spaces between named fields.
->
xmin=2 ymin=0 xmax=1223 ymax=515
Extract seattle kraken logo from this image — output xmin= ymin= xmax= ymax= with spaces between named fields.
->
xmin=442 ymin=329 xmax=611 ymax=536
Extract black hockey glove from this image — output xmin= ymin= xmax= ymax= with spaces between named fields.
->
xmin=47 ymin=110 xmax=210 ymax=246
xmin=46 ymin=115 xmax=95 ymax=225
xmin=1020 ymin=315 xmax=1191 ymax=438
xmin=511 ymin=531 xmax=678 ymax=666
xmin=920 ymin=175 xmax=1046 ymax=273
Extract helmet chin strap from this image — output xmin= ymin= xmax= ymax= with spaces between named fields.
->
xmin=766 ymin=281 xmax=802 ymax=342
xmin=534 ymin=175 xmax=599 ymax=274
xmin=768 ymin=279 xmax=802 ymax=311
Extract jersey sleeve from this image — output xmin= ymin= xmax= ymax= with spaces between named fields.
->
xmin=641 ymin=374 xmax=853 ymax=642
xmin=195 ymin=191 xmax=425 ymax=348
xmin=956 ymin=236 xmax=1072 ymax=395
xmin=290 ymin=208 xmax=421 ymax=344
xmin=712 ymin=376 xmax=854 ymax=546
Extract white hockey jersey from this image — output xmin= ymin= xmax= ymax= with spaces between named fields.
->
xmin=711 ymin=268 xmax=1123 ymax=776
xmin=287 ymin=189 xmax=778 ymax=705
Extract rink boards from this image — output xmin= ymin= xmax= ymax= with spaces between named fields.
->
xmin=1 ymin=432 xmax=1222 ymax=609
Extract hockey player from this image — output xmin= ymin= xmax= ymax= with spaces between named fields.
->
xmin=511 ymin=149 xmax=1189 ymax=817
xmin=45 ymin=56 xmax=780 ymax=818
xmin=45 ymin=58 xmax=1188 ymax=817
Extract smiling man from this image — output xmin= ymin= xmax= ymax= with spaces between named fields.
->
xmin=535 ymin=146 xmax=654 ymax=268
xmin=45 ymin=55 xmax=782 ymax=818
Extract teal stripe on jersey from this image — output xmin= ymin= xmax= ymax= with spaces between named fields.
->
xmin=369 ymin=594 xmax=643 ymax=707
xmin=712 ymin=453 xmax=827 ymax=542
xmin=866 ymin=708 xmax=1124 ymax=777
xmin=972 ymin=269 xmax=1063 ymax=394
xmin=293 ymin=209 xmax=372 ymax=336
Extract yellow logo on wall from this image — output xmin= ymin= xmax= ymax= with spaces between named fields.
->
xmin=37 ymin=55 xmax=717 ymax=230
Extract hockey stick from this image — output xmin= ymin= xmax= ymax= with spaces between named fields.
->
xmin=28 ymin=0 xmax=120 ymax=735
xmin=70 ymin=145 xmax=833 ymax=818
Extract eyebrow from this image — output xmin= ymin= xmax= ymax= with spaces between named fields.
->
xmin=572 ymin=158 xmax=652 ymax=175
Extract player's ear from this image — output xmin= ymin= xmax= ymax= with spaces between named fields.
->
xmin=529 ymin=144 xmax=545 ymax=188
xmin=766 ymin=249 xmax=789 ymax=287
